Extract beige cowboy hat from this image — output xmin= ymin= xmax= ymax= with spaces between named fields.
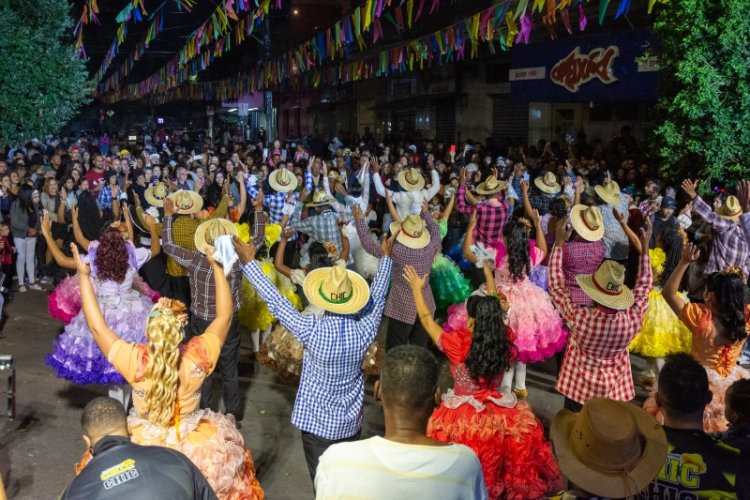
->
xmin=475 ymin=176 xmax=507 ymax=195
xmin=576 ymin=259 xmax=633 ymax=310
xmin=327 ymin=170 xmax=343 ymax=184
xmin=717 ymin=195 xmax=742 ymax=220
xmin=389 ymin=214 xmax=431 ymax=249
xmin=396 ymin=167 xmax=425 ymax=192
xmin=144 ymin=182 xmax=169 ymax=207
xmin=194 ymin=218 xmax=238 ymax=255
xmin=534 ymin=171 xmax=561 ymax=194
xmin=269 ymin=168 xmax=298 ymax=193
xmin=303 ymin=261 xmax=370 ymax=314
xmin=306 ymin=190 xmax=334 ymax=208
xmin=551 ymin=398 xmax=667 ymax=499
xmin=594 ymin=181 xmax=622 ymax=206
xmin=570 ymin=205 xmax=605 ymax=242
xmin=167 ymin=190 xmax=204 ymax=215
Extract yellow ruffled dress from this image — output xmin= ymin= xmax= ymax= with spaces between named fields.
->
xmin=629 ymin=248 xmax=692 ymax=357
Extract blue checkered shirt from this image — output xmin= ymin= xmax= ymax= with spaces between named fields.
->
xmin=241 ymin=256 xmax=393 ymax=439
xmin=292 ymin=208 xmax=342 ymax=253
xmin=98 ymin=185 xmax=114 ymax=210
xmin=245 ymin=169 xmax=314 ymax=224
xmin=600 ymin=190 xmax=630 ymax=260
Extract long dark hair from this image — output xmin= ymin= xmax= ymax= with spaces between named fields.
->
xmin=549 ymin=198 xmax=568 ymax=218
xmin=77 ymin=190 xmax=104 ymax=242
xmin=503 ymin=219 xmax=530 ymax=282
xmin=464 ymin=295 xmax=515 ymax=382
xmin=308 ymin=241 xmax=333 ymax=272
xmin=17 ymin=184 xmax=34 ymax=211
xmin=660 ymin=228 xmax=683 ymax=287
xmin=705 ymin=271 xmax=748 ymax=343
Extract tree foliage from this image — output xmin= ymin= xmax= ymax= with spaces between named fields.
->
xmin=0 ymin=0 xmax=91 ymax=146
xmin=650 ymin=0 xmax=750 ymax=184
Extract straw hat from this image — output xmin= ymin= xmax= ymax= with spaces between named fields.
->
xmin=307 ymin=190 xmax=334 ymax=208
xmin=303 ymin=261 xmax=370 ymax=314
xmin=396 ymin=168 xmax=425 ymax=192
xmin=550 ymin=398 xmax=667 ymax=499
xmin=194 ymin=218 xmax=238 ymax=254
xmin=475 ymin=176 xmax=507 ymax=195
xmin=594 ymin=181 xmax=622 ymax=206
xmin=389 ymin=214 xmax=431 ymax=249
xmin=570 ymin=205 xmax=605 ymax=242
xmin=717 ymin=195 xmax=742 ymax=220
xmin=167 ymin=190 xmax=203 ymax=215
xmin=576 ymin=260 xmax=633 ymax=310
xmin=269 ymin=168 xmax=298 ymax=193
xmin=534 ymin=172 xmax=561 ymax=194
xmin=327 ymin=170 xmax=343 ymax=184
xmin=144 ymin=182 xmax=169 ymax=207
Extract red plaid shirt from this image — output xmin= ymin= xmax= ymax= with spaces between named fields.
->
xmin=549 ymin=246 xmax=652 ymax=404
xmin=456 ymin=185 xmax=509 ymax=247
xmin=562 ymin=239 xmax=606 ymax=307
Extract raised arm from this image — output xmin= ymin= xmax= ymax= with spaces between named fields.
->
xmin=529 ymin=208 xmax=547 ymax=259
xmin=41 ymin=211 xmax=76 ymax=269
xmin=614 ymin=208 xmax=643 ymax=255
xmin=204 ymin=250 xmax=232 ymax=345
xmin=143 ymin=214 xmax=161 ymax=257
xmin=353 ymin=204 xmax=382 ymax=257
xmin=520 ymin=180 xmax=535 ymax=220
xmin=385 ymin=191 xmax=402 ymax=223
xmin=548 ymin=220 xmax=576 ymax=321
xmin=440 ymin=192 xmax=455 ymax=221
xmin=274 ymin=228 xmax=294 ymax=279
xmin=663 ymin=243 xmax=698 ymax=318
xmin=422 ymin=169 xmax=442 ymax=201
xmin=403 ymin=265 xmax=443 ymax=346
xmin=71 ymin=206 xmax=90 ymax=251
xmin=462 ymin=212 xmax=479 ymax=264
xmin=339 ymin=225 xmax=350 ymax=261
xmin=371 ymin=169 xmax=388 ymax=197
xmin=235 ymin=173 xmax=247 ymax=217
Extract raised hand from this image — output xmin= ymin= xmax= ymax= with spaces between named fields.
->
xmin=529 ymin=208 xmax=542 ymax=227
xmin=681 ymin=179 xmax=699 ymax=199
xmin=402 ymin=265 xmax=427 ymax=290
xmin=281 ymin=227 xmax=295 ymax=240
xmin=163 ymin=197 xmax=175 ymax=217
xmin=381 ymin=228 xmax=399 ymax=256
xmin=613 ymin=207 xmax=625 ymax=223
xmin=681 ymin=242 xmax=701 ymax=264
xmin=252 ymin=189 xmax=264 ymax=211
xmin=640 ymin=216 xmax=654 ymax=248
xmin=352 ymin=204 xmax=364 ymax=221
xmin=41 ymin=210 xmax=52 ymax=238
xmin=71 ymin=243 xmax=90 ymax=276
xmin=232 ymin=236 xmax=256 ymax=264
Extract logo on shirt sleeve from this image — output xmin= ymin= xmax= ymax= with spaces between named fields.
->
xmin=99 ymin=458 xmax=139 ymax=489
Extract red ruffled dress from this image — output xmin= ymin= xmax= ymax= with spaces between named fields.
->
xmin=427 ymin=327 xmax=562 ymax=500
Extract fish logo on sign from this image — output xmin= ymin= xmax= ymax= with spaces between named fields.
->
xmin=550 ymin=46 xmax=619 ymax=92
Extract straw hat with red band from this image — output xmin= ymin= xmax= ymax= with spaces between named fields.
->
xmin=534 ymin=171 xmax=561 ymax=194
xmin=303 ymin=261 xmax=370 ymax=314
xmin=717 ymin=195 xmax=742 ymax=220
xmin=576 ymin=259 xmax=633 ymax=310
xmin=389 ymin=214 xmax=431 ymax=249
xmin=269 ymin=168 xmax=298 ymax=193
xmin=167 ymin=190 xmax=203 ymax=215
xmin=570 ymin=205 xmax=605 ymax=242
xmin=550 ymin=398 xmax=667 ymax=499
xmin=396 ymin=167 xmax=425 ymax=192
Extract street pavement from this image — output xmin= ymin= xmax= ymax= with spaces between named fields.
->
xmin=0 ymin=288 xmax=649 ymax=499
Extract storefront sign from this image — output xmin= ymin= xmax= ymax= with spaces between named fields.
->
xmin=510 ymin=30 xmax=657 ymax=103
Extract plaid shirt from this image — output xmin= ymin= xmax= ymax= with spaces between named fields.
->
xmin=292 ymin=208 xmax=342 ymax=253
xmin=694 ymin=196 xmax=749 ymax=276
xmin=549 ymin=247 xmax=652 ymax=404
xmin=355 ymin=211 xmax=441 ymax=324
xmin=246 ymin=168 xmax=313 ymax=224
xmin=241 ymin=256 xmax=393 ymax=439
xmin=98 ymin=185 xmax=114 ymax=210
xmin=528 ymin=194 xmax=556 ymax=215
xmin=600 ymin=192 xmax=630 ymax=260
xmin=162 ymin=214 xmax=264 ymax=319
xmin=456 ymin=186 xmax=509 ymax=247
xmin=562 ymin=240 xmax=607 ymax=307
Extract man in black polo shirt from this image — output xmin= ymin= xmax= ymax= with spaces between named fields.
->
xmin=61 ymin=397 xmax=216 ymax=500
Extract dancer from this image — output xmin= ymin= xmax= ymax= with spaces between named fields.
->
xmin=403 ymin=263 xmax=562 ymax=499
xmin=43 ymin=208 xmax=160 ymax=408
xmin=446 ymin=211 xmax=566 ymax=399
xmin=72 ymin=242 xmax=263 ymax=499
xmin=653 ymin=242 xmax=750 ymax=432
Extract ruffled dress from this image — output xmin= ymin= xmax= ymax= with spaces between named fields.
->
xmin=430 ymin=219 xmax=473 ymax=314
xmin=83 ymin=332 xmax=264 ymax=499
xmin=629 ymin=248 xmax=692 ymax=358
xmin=239 ymin=259 xmax=302 ymax=331
xmin=445 ymin=241 xmax=567 ymax=363
xmin=428 ymin=327 xmax=562 ymax=499
xmin=643 ymin=303 xmax=750 ymax=433
xmin=45 ymin=241 xmax=152 ymax=385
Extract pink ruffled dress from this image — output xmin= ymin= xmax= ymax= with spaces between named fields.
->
xmin=445 ymin=240 xmax=567 ymax=363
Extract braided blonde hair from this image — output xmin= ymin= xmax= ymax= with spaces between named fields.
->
xmin=144 ymin=299 xmax=188 ymax=428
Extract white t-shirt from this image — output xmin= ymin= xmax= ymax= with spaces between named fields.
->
xmin=315 ymin=436 xmax=487 ymax=500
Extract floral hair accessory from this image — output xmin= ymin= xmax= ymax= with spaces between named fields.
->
xmin=149 ymin=297 xmax=188 ymax=326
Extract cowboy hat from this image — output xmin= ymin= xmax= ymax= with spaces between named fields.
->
xmin=570 ymin=205 xmax=605 ymax=242
xmin=717 ymin=195 xmax=742 ymax=220
xmin=576 ymin=259 xmax=633 ymax=310
xmin=327 ymin=170 xmax=343 ymax=184
xmin=396 ymin=168 xmax=425 ymax=192
xmin=534 ymin=172 xmax=561 ymax=194
xmin=167 ymin=190 xmax=204 ymax=215
xmin=389 ymin=214 xmax=431 ymax=249
xmin=303 ymin=261 xmax=370 ymax=314
xmin=194 ymin=218 xmax=238 ymax=255
xmin=306 ymin=190 xmax=334 ymax=208
xmin=144 ymin=182 xmax=169 ymax=207
xmin=550 ymin=398 xmax=667 ymax=499
xmin=475 ymin=176 xmax=507 ymax=195
xmin=268 ymin=168 xmax=298 ymax=193
xmin=594 ymin=181 xmax=622 ymax=206
xmin=130 ymin=205 xmax=161 ymax=235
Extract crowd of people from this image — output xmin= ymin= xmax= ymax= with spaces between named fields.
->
xmin=2 ymin=127 xmax=750 ymax=499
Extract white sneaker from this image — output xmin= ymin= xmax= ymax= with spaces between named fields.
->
xmin=738 ymin=354 xmax=750 ymax=367
xmin=40 ymin=276 xmax=52 ymax=284
xmin=29 ymin=283 xmax=43 ymax=291
xmin=18 ymin=285 xmax=27 ymax=293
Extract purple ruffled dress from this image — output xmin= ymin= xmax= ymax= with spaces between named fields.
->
xmin=45 ymin=241 xmax=151 ymax=385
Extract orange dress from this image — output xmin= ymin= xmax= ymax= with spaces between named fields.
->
xmin=644 ymin=303 xmax=750 ymax=433
xmin=105 ymin=333 xmax=264 ymax=499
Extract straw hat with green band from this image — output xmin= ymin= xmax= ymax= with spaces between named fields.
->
xmin=576 ymin=259 xmax=634 ymax=310
xmin=269 ymin=168 xmax=298 ymax=193
xmin=303 ymin=261 xmax=370 ymax=314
